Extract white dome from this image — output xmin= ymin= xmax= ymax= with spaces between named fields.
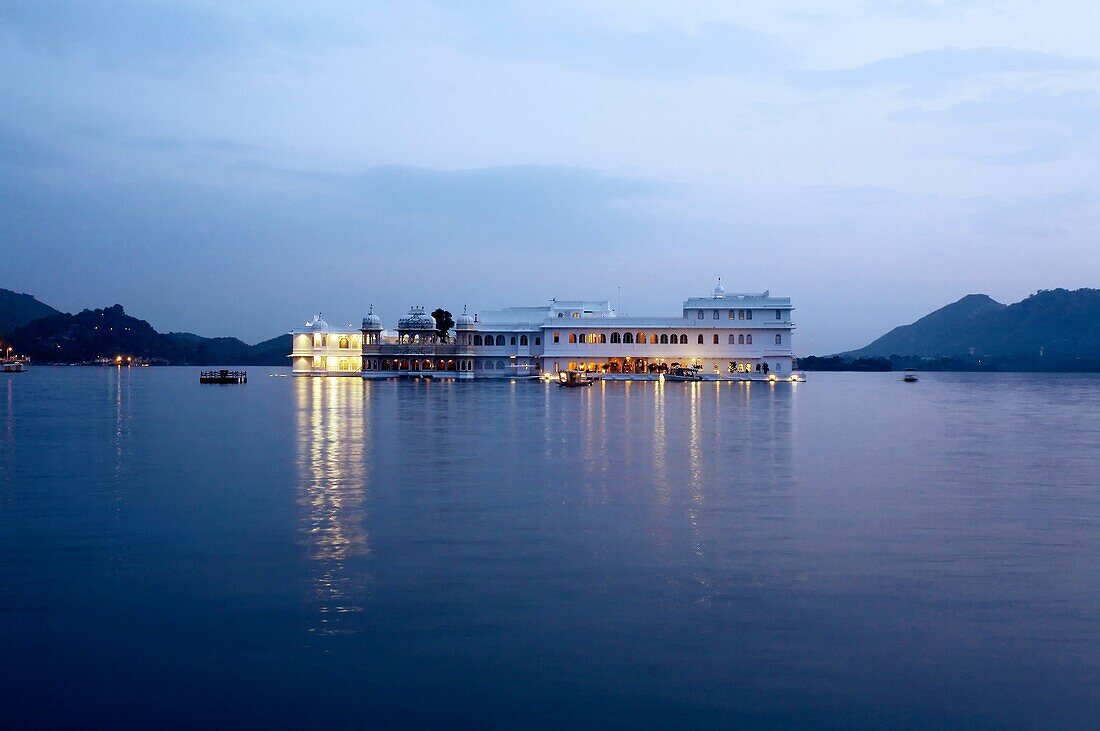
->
xmin=713 ymin=279 xmax=725 ymax=298
xmin=307 ymin=313 xmax=330 ymax=330
xmin=397 ymin=306 xmax=436 ymax=331
xmin=362 ymin=312 xmax=382 ymax=329
xmin=456 ymin=309 xmax=475 ymax=328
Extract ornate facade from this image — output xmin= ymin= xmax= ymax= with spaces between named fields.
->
xmin=292 ymin=282 xmax=797 ymax=380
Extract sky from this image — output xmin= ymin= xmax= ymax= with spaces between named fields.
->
xmin=2 ymin=0 xmax=1099 ymax=353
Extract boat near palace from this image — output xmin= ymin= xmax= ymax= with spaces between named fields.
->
xmin=557 ymin=370 xmax=594 ymax=387
xmin=665 ymin=365 xmax=702 ymax=382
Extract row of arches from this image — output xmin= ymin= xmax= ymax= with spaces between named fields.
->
xmin=364 ymin=358 xmax=471 ymax=372
xmin=558 ymin=332 xmax=781 ymax=346
xmin=471 ymin=334 xmax=539 ymax=347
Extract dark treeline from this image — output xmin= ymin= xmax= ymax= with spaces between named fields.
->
xmin=800 ymin=354 xmax=1100 ymax=372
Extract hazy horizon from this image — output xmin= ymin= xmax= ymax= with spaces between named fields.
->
xmin=4 ymin=2 xmax=1099 ymax=353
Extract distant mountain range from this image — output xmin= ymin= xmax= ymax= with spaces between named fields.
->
xmin=802 ymin=288 xmax=1100 ymax=372
xmin=0 ymin=289 xmax=289 ymax=365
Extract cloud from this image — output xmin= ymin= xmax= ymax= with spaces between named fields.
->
xmin=889 ymin=90 xmax=1100 ymax=164
xmin=460 ymin=17 xmax=792 ymax=77
xmin=794 ymin=47 xmax=1100 ymax=92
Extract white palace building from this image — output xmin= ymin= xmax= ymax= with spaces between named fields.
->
xmin=291 ymin=281 xmax=796 ymax=380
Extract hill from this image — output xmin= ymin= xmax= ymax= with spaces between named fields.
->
xmin=0 ymin=289 xmax=62 ymax=336
xmin=836 ymin=288 xmax=1100 ymax=370
xmin=9 ymin=304 xmax=290 ymax=365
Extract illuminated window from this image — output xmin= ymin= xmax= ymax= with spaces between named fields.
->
xmin=568 ymin=333 xmax=576 ymax=343
xmin=636 ymin=332 xmax=645 ymax=344
xmin=338 ymin=336 xmax=350 ymax=349
xmin=649 ymin=334 xmax=657 ymax=344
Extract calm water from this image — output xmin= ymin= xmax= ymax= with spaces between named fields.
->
xmin=1 ymin=368 xmax=1098 ymax=727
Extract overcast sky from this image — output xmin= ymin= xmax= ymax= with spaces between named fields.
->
xmin=3 ymin=1 xmax=1099 ymax=352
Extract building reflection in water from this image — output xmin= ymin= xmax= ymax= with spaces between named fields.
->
xmin=294 ymin=376 xmax=371 ymax=636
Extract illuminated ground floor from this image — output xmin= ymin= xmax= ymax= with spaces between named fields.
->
xmin=548 ymin=356 xmax=785 ymax=379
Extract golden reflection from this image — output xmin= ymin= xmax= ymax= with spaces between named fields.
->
xmin=295 ymin=376 xmax=370 ymax=636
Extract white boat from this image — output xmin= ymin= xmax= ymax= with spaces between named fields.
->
xmin=557 ymin=370 xmax=594 ymax=388
xmin=903 ymin=368 xmax=918 ymax=382
xmin=1 ymin=358 xmax=27 ymax=373
xmin=665 ymin=365 xmax=702 ymax=382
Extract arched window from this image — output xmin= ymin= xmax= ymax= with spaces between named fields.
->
xmin=697 ymin=310 xmax=704 ymax=319
xmin=660 ymin=334 xmax=668 ymax=344
xmin=510 ymin=336 xmax=516 ymax=345
xmin=712 ymin=309 xmax=719 ymax=319
xmin=497 ymin=360 xmax=506 ymax=370
xmin=535 ymin=337 xmax=541 ymax=346
xmin=496 ymin=335 xmax=505 ymax=346
xmin=636 ymin=332 xmax=645 ymax=344
xmin=746 ymin=334 xmax=752 ymax=345
xmin=474 ymin=335 xmax=482 ymax=346
xmin=553 ymin=332 xmax=559 ymax=343
xmin=738 ymin=334 xmax=744 ymax=344
xmin=623 ymin=332 xmax=633 ymax=344
xmin=520 ymin=335 xmax=528 ymax=346
xmin=746 ymin=310 xmax=752 ymax=320
xmin=568 ymin=333 xmax=576 ymax=344
xmin=320 ymin=335 xmax=327 ymax=347
xmin=589 ymin=333 xmax=598 ymax=344
xmin=649 ymin=334 xmax=658 ymax=344
xmin=697 ymin=334 xmax=704 ymax=344
xmin=776 ymin=309 xmax=782 ymax=320
xmin=713 ymin=334 xmax=719 ymax=344
xmin=338 ymin=336 xmax=350 ymax=349
xmin=485 ymin=360 xmax=494 ymax=370
xmin=775 ymin=334 xmax=782 ymax=345
xmin=728 ymin=334 xmax=735 ymax=344
xmin=599 ymin=333 xmax=607 ymax=344
xmin=611 ymin=332 xmax=621 ymax=344
xmin=680 ymin=334 xmax=687 ymax=344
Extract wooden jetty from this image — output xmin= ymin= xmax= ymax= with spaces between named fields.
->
xmin=200 ymin=369 xmax=247 ymax=384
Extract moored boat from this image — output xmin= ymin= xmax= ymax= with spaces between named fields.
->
xmin=665 ymin=365 xmax=702 ymax=382
xmin=557 ymin=370 xmax=594 ymax=387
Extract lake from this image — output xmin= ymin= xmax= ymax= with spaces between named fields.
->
xmin=1 ymin=367 xmax=1098 ymax=727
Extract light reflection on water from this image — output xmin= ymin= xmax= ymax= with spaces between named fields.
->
xmin=295 ymin=376 xmax=370 ymax=635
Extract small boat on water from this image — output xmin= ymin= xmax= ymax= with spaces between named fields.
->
xmin=200 ymin=369 xmax=247 ymax=384
xmin=1 ymin=359 xmax=28 ymax=373
xmin=903 ymin=368 xmax=919 ymax=382
xmin=557 ymin=370 xmax=594 ymax=388
xmin=666 ymin=365 xmax=702 ymax=382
